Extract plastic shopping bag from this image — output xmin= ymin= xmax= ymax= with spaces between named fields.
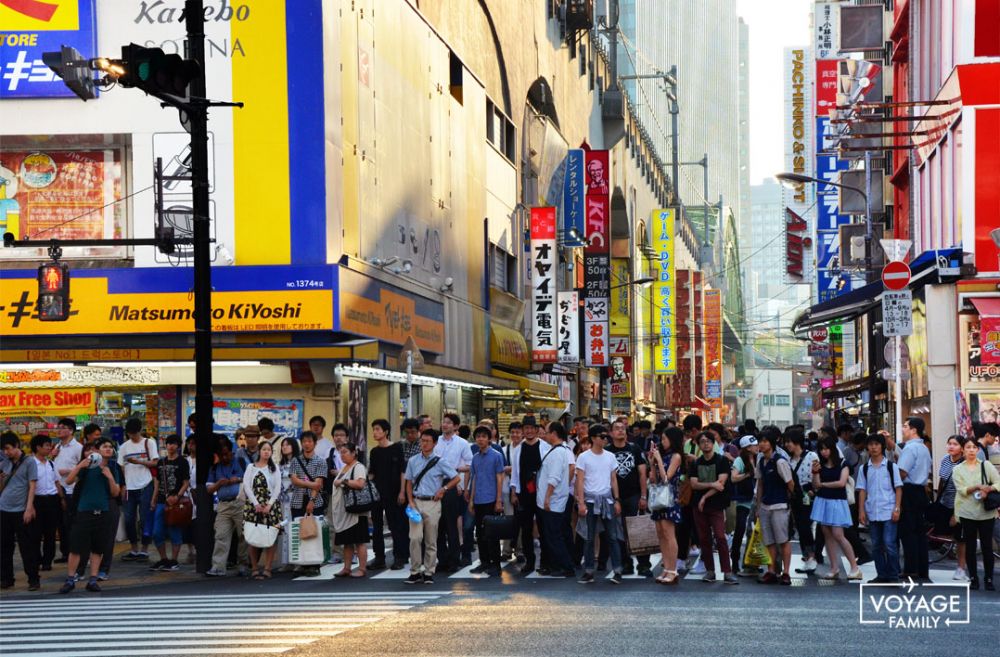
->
xmin=743 ymin=519 xmax=772 ymax=567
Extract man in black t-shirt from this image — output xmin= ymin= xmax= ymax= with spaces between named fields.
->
xmin=368 ymin=419 xmax=408 ymax=570
xmin=150 ymin=435 xmax=190 ymax=572
xmin=606 ymin=419 xmax=651 ymax=576
xmin=510 ymin=416 xmax=549 ymax=574
xmin=689 ymin=431 xmax=738 ymax=584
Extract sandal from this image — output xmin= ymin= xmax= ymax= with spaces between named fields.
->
xmin=334 ymin=570 xmax=352 ymax=578
xmin=350 ymin=570 xmax=367 ymax=578
xmin=262 ymin=569 xmax=272 ymax=579
xmin=661 ymin=570 xmax=680 ymax=585
xmin=252 ymin=572 xmax=264 ymax=580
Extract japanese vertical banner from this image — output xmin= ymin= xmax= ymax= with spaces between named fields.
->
xmin=652 ymin=209 xmax=676 ymax=374
xmin=563 ymin=149 xmax=586 ymax=240
xmin=557 ymin=290 xmax=579 ymax=364
xmin=704 ymin=288 xmax=723 ymax=407
xmin=583 ymin=150 xmax=610 ymax=367
xmin=530 ymin=207 xmax=558 ymax=363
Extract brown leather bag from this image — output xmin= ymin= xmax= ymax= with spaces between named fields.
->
xmin=165 ymin=497 xmax=193 ymax=527
xmin=677 ymin=478 xmax=693 ymax=507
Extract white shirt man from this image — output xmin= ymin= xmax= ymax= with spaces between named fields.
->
xmin=51 ymin=425 xmax=82 ymax=496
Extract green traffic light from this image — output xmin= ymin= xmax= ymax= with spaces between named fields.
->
xmin=138 ymin=61 xmax=151 ymax=82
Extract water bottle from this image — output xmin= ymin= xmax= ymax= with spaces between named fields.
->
xmin=405 ymin=505 xmax=422 ymax=523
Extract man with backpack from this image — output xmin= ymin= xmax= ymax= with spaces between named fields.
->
xmin=754 ymin=430 xmax=795 ymax=585
xmin=856 ymin=433 xmax=903 ymax=583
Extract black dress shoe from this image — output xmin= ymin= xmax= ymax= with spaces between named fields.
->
xmin=970 ymin=578 xmax=980 ymax=590
xmin=367 ymin=560 xmax=387 ymax=571
xmin=985 ymin=580 xmax=995 ymax=591
xmin=389 ymin=562 xmax=405 ymax=570
xmin=519 ymin=565 xmax=535 ymax=576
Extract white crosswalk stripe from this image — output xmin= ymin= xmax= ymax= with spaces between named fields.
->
xmin=0 ymin=592 xmax=447 ymax=657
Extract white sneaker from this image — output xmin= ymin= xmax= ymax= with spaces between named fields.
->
xmin=689 ymin=546 xmax=701 ymax=559
xmin=799 ymin=558 xmax=818 ymax=572
xmin=952 ymin=568 xmax=970 ymax=582
xmin=690 ymin=559 xmax=707 ymax=575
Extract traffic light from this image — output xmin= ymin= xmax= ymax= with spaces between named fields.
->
xmin=41 ymin=46 xmax=97 ymax=101
xmin=119 ymin=43 xmax=200 ymax=99
xmin=37 ymin=262 xmax=70 ymax=322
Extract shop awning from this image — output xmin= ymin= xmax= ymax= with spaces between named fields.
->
xmin=971 ymin=297 xmax=1000 ymax=317
xmin=487 ymin=369 xmax=567 ymax=406
xmin=792 ymin=247 xmax=963 ymax=332
xmin=489 ymin=324 xmax=530 ymax=372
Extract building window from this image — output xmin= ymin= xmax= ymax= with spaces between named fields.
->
xmin=490 ymin=242 xmax=517 ymax=294
xmin=1 ymin=135 xmax=129 ymax=260
xmin=486 ymin=98 xmax=515 ymax=164
xmin=449 ymin=50 xmax=464 ymax=104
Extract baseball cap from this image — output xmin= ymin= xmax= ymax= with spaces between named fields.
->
xmin=738 ymin=435 xmax=758 ymax=449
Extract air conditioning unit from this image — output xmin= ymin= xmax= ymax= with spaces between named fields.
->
xmin=601 ymin=87 xmax=624 ymax=120
xmin=564 ymin=0 xmax=594 ymax=31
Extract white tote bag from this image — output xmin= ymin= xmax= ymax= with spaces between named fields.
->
xmin=243 ymin=520 xmax=279 ymax=548
xmin=289 ymin=516 xmax=326 ymax=565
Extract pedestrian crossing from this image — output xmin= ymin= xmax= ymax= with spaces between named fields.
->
xmin=0 ymin=591 xmax=448 ymax=657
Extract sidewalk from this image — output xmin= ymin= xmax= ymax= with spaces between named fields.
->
xmin=4 ymin=542 xmax=205 ymax=595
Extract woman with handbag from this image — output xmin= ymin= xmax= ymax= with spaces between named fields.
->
xmin=951 ymin=436 xmax=1000 ymax=590
xmin=935 ymin=435 xmax=969 ymax=581
xmin=810 ymin=437 xmax=863 ymax=581
xmin=277 ymin=438 xmax=299 ymax=570
xmin=331 ymin=442 xmax=372 ymax=578
xmin=242 ymin=441 xmax=282 ymax=580
xmin=649 ymin=428 xmax=684 ymax=585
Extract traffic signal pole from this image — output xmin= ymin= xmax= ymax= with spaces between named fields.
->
xmin=185 ymin=0 xmax=217 ymax=575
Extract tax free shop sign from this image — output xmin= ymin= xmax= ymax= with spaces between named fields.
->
xmin=0 ymin=265 xmax=338 ymax=336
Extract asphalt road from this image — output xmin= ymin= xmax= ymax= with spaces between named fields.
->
xmin=2 ymin=571 xmax=997 ymax=657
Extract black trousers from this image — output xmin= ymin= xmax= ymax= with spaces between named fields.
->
xmin=899 ymin=484 xmax=929 ymax=578
xmin=1 ymin=510 xmax=39 ymax=586
xmin=59 ymin=494 xmax=77 ymax=558
xmin=788 ymin=495 xmax=815 ymax=555
xmin=516 ymin=491 xmax=548 ymax=569
xmin=731 ymin=504 xmax=751 ymax=572
xmin=436 ymin=488 xmax=463 ymax=569
xmin=473 ymin=503 xmax=501 ymax=568
xmin=961 ymin=517 xmax=996 ymax=582
xmin=677 ymin=503 xmax=697 ymax=560
xmin=372 ymin=497 xmax=409 ymax=563
xmin=32 ymin=494 xmax=60 ymax=568
xmin=97 ymin=499 xmax=121 ymax=575
xmin=618 ymin=494 xmax=651 ymax=571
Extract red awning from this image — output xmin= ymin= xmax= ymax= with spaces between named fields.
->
xmin=971 ymin=297 xmax=1000 ymax=317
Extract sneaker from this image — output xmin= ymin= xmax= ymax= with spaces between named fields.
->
xmin=97 ymin=572 xmax=109 ymax=581
xmin=688 ymin=546 xmax=701 ymax=559
xmin=953 ymin=568 xmax=970 ymax=582
xmin=780 ymin=573 xmax=792 ymax=586
xmin=610 ymin=572 xmax=623 ymax=585
xmin=404 ymin=573 xmax=423 ymax=585
xmin=423 ymin=574 xmax=434 ymax=584
xmin=637 ymin=567 xmax=653 ymax=578
xmin=723 ymin=573 xmax=740 ymax=585
xmin=149 ymin=559 xmax=168 ymax=571
xmin=738 ymin=568 xmax=758 ymax=578
xmin=486 ymin=568 xmax=502 ymax=577
xmin=85 ymin=578 xmax=101 ymax=592
xmin=122 ymin=552 xmax=139 ymax=562
xmin=27 ymin=581 xmax=41 ymax=591
xmin=578 ymin=572 xmax=595 ymax=584
xmin=758 ymin=571 xmax=778 ymax=584
xmin=690 ymin=560 xmax=707 ymax=575
xmin=59 ymin=578 xmax=75 ymax=594
xmin=205 ymin=568 xmax=226 ymax=577
xmin=164 ymin=560 xmax=180 ymax=572
xmin=701 ymin=571 xmax=717 ymax=582
xmin=796 ymin=558 xmax=818 ymax=574
xmin=135 ymin=552 xmax=150 ymax=562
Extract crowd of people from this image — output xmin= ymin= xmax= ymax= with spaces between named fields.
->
xmin=2 ymin=412 xmax=999 ymax=593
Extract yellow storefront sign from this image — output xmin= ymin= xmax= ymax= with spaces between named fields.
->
xmin=652 ymin=209 xmax=676 ymax=374
xmin=610 ymin=258 xmax=630 ymax=336
xmin=0 ymin=387 xmax=96 ymax=417
xmin=0 ymin=277 xmax=334 ymax=336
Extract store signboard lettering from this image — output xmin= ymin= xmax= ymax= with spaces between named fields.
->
xmin=530 ymin=207 xmax=557 ymax=363
xmin=583 ymin=150 xmax=610 ymax=368
xmin=704 ymin=289 xmax=722 ymax=406
xmin=0 ymin=387 xmax=95 ymax=417
xmin=0 ymin=366 xmax=160 ymax=388
xmin=339 ymin=267 xmax=444 ymax=354
xmin=556 ymin=290 xmax=579 ymax=364
xmin=652 ymin=209 xmax=676 ymax=374
xmin=562 ymin=149 xmax=586 ymax=239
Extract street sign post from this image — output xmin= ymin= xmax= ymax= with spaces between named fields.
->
xmin=881 ymin=260 xmax=911 ymax=290
xmin=882 ymin=290 xmax=913 ymax=337
xmin=810 ymin=328 xmax=829 ymax=343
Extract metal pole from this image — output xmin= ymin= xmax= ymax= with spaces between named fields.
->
xmin=186 ymin=0 xmax=215 ymax=574
xmin=863 ymin=149 xmax=878 ymax=431
xmin=895 ymin=335 xmax=903 ymax=442
xmin=669 ymin=66 xmax=679 ymax=204
xmin=407 ymin=351 xmax=414 ymax=417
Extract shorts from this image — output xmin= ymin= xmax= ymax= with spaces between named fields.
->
xmin=71 ymin=510 xmax=108 ymax=556
xmin=759 ymin=506 xmax=791 ymax=545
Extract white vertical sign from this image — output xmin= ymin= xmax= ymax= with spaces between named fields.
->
xmin=530 ymin=207 xmax=558 ymax=363
xmin=557 ymin=290 xmax=579 ymax=364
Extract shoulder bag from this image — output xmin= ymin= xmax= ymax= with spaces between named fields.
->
xmin=344 ymin=464 xmax=380 ymax=514
xmin=162 ymin=458 xmax=193 ymax=527
xmin=981 ymin=462 xmax=1000 ymax=511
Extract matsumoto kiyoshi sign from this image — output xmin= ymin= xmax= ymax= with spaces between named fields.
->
xmin=0 ymin=264 xmax=337 ymax=335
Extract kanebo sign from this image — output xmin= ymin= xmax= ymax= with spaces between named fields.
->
xmin=0 ymin=367 xmax=161 ymax=388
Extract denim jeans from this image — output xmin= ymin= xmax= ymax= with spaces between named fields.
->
xmin=869 ymin=520 xmax=900 ymax=580
xmin=151 ymin=503 xmax=184 ymax=547
xmin=582 ymin=502 xmax=622 ymax=573
xmin=123 ymin=483 xmax=154 ymax=547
